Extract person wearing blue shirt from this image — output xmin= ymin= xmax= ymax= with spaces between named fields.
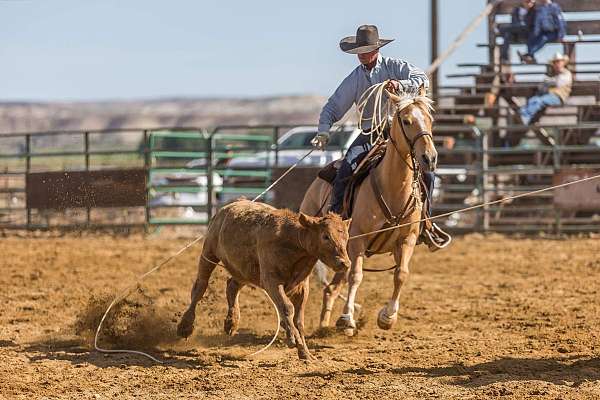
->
xmin=519 ymin=0 xmax=566 ymax=64
xmin=311 ymin=25 xmax=449 ymax=250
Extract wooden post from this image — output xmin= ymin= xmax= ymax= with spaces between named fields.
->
xmin=430 ymin=0 xmax=439 ymax=99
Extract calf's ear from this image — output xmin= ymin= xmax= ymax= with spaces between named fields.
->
xmin=299 ymin=213 xmax=316 ymax=228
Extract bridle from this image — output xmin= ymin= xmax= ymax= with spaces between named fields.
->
xmin=388 ymin=110 xmax=433 ymax=172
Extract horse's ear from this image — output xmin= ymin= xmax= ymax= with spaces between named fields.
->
xmin=418 ymin=84 xmax=427 ymax=97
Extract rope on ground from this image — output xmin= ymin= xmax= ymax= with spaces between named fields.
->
xmin=349 ymin=173 xmax=600 ymax=241
xmin=94 ymin=148 xmax=314 ymax=363
xmin=94 ymin=235 xmax=205 ymax=363
xmin=201 ymin=255 xmax=281 ymax=358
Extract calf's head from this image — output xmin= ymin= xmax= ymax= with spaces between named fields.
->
xmin=299 ymin=212 xmax=351 ymax=273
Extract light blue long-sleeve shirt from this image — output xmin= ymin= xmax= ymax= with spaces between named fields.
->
xmin=318 ymin=54 xmax=429 ymax=133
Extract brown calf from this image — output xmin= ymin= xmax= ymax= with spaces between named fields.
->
xmin=177 ymin=199 xmax=351 ymax=360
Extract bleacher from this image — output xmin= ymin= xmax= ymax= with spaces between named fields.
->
xmin=431 ymin=0 xmax=600 ymax=233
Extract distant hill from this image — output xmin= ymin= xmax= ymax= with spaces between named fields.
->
xmin=0 ymin=95 xmax=331 ymax=134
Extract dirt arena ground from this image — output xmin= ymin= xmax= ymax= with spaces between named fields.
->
xmin=0 ymin=233 xmax=599 ymax=399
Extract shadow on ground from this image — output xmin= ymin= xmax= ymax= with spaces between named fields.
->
xmin=392 ymin=356 xmax=600 ymax=388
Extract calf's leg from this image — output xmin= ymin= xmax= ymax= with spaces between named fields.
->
xmin=224 ymin=278 xmax=243 ymax=336
xmin=177 ymin=253 xmax=217 ymax=338
xmin=289 ymin=279 xmax=314 ymax=360
xmin=264 ymin=282 xmax=309 ymax=360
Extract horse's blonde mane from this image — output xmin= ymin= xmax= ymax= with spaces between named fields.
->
xmin=394 ymin=93 xmax=435 ymax=122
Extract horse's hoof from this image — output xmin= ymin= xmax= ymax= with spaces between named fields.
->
xmin=377 ymin=308 xmax=397 ymax=330
xmin=319 ymin=310 xmax=332 ymax=329
xmin=299 ymin=350 xmax=316 ymax=361
xmin=223 ymin=317 xmax=238 ymax=336
xmin=336 ymin=314 xmax=356 ymax=336
xmin=286 ymin=336 xmax=297 ymax=348
xmin=177 ymin=320 xmax=194 ymax=338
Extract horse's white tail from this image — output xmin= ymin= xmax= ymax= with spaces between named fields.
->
xmin=314 ymin=261 xmax=330 ymax=287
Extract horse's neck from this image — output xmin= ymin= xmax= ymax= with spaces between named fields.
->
xmin=374 ymin=138 xmax=414 ymax=199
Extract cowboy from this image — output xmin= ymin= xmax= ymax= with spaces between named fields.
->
xmin=519 ymin=52 xmax=572 ymax=125
xmin=311 ymin=24 xmax=449 ymax=250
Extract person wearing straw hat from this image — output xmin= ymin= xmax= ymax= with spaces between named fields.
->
xmin=310 ymin=25 xmax=449 ymax=249
xmin=519 ymin=52 xmax=572 ymax=125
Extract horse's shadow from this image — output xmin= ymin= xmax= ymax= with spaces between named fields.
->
xmin=391 ymin=356 xmax=600 ymax=388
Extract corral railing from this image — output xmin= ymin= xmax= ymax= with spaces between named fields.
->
xmin=0 ymin=124 xmax=599 ymax=234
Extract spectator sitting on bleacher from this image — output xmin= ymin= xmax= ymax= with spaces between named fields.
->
xmin=500 ymin=0 xmax=536 ymax=63
xmin=519 ymin=52 xmax=572 ymax=125
xmin=518 ymin=0 xmax=566 ymax=64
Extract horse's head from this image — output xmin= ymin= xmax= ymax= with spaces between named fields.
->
xmin=387 ymin=87 xmax=437 ymax=172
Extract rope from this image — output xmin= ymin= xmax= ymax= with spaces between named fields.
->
xmin=427 ymin=1 xmax=498 ymax=75
xmin=94 ymin=147 xmax=315 ymax=363
xmin=356 ymin=81 xmax=393 ymax=145
xmin=201 ymin=255 xmax=281 ymax=358
xmin=252 ymin=149 xmax=314 ymax=202
xmin=94 ymin=235 xmax=205 ymax=363
xmin=349 ymin=173 xmax=600 ymax=241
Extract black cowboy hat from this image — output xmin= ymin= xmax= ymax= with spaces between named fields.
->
xmin=339 ymin=25 xmax=394 ymax=54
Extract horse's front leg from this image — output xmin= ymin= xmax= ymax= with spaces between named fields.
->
xmin=377 ymin=232 xmax=417 ymax=330
xmin=336 ymin=243 xmax=364 ymax=336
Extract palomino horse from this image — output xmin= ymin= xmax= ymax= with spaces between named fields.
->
xmin=299 ymin=87 xmax=437 ymax=336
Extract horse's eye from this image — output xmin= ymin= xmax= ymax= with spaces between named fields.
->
xmin=322 ymin=234 xmax=331 ymax=241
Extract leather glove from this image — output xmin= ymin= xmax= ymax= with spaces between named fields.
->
xmin=311 ymin=132 xmax=329 ymax=150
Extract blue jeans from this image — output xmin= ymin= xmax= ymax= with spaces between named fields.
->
xmin=330 ymin=133 xmax=436 ymax=217
xmin=527 ymin=31 xmax=560 ymax=57
xmin=520 ymin=93 xmax=562 ymax=125
xmin=330 ymin=133 xmax=372 ymax=214
xmin=500 ymin=25 xmax=529 ymax=62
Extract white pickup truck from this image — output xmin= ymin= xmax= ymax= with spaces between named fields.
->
xmin=225 ymin=125 xmax=361 ymax=169
xmin=219 ymin=125 xmax=360 ymax=203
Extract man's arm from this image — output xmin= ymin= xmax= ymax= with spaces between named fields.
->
xmin=318 ymin=72 xmax=357 ymax=133
xmin=533 ymin=11 xmax=541 ymax=37
xmin=554 ymin=4 xmax=566 ymax=39
xmin=554 ymin=70 xmax=572 ymax=88
xmin=388 ymin=59 xmax=430 ymax=93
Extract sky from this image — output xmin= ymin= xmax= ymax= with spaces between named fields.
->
xmin=0 ymin=0 xmax=593 ymax=101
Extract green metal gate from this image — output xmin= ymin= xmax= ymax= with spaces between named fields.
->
xmin=147 ymin=130 xmax=272 ymax=225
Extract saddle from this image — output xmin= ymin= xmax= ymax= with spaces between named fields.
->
xmin=316 ymin=140 xmax=436 ymax=255
xmin=317 ymin=140 xmax=387 ymax=218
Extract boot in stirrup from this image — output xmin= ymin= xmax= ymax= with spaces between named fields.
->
xmin=420 ymin=223 xmax=452 ymax=252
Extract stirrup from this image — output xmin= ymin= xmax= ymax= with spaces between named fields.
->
xmin=422 ymin=223 xmax=452 ymax=252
